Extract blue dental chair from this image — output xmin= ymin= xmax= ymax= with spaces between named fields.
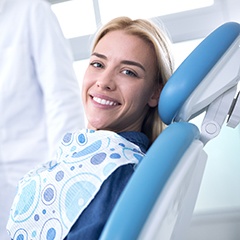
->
xmin=99 ymin=22 xmax=240 ymax=240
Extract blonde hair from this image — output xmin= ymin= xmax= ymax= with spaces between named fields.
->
xmin=92 ymin=17 xmax=174 ymax=144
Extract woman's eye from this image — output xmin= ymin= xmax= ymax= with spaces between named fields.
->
xmin=90 ymin=62 xmax=103 ymax=68
xmin=122 ymin=69 xmax=137 ymax=77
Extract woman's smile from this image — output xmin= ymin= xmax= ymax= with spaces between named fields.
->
xmin=91 ymin=94 xmax=120 ymax=107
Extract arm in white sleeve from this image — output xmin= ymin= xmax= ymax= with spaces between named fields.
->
xmin=28 ymin=0 xmax=86 ymax=158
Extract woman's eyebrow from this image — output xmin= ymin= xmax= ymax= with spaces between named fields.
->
xmin=91 ymin=52 xmax=107 ymax=59
xmin=121 ymin=60 xmax=146 ymax=72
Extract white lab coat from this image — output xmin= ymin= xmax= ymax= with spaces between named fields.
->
xmin=0 ymin=0 xmax=85 ymax=238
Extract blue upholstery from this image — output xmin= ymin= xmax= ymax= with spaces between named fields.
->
xmin=99 ymin=122 xmax=199 ymax=240
xmin=159 ymin=22 xmax=240 ymax=125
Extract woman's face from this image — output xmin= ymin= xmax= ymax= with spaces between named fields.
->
xmin=82 ymin=30 xmax=159 ymax=132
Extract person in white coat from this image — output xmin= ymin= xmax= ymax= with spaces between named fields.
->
xmin=0 ymin=0 xmax=85 ymax=239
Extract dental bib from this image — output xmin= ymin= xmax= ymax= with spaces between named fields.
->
xmin=7 ymin=129 xmax=144 ymax=240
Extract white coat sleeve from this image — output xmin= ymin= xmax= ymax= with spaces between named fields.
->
xmin=28 ymin=0 xmax=86 ymax=158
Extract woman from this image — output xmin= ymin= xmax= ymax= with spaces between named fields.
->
xmin=7 ymin=17 xmax=174 ymax=240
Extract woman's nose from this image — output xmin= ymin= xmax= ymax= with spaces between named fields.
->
xmin=96 ymin=70 xmax=116 ymax=90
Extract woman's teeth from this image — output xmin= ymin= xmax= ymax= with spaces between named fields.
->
xmin=93 ymin=97 xmax=118 ymax=106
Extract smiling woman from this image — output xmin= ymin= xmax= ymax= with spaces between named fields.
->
xmin=86 ymin=17 xmax=174 ymax=143
xmin=7 ymin=16 xmax=174 ymax=240
xmin=83 ymin=30 xmax=159 ymax=135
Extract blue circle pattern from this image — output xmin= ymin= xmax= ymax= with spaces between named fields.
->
xmin=7 ymin=129 xmax=144 ymax=240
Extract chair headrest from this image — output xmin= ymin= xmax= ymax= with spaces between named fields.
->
xmin=159 ymin=22 xmax=240 ymax=125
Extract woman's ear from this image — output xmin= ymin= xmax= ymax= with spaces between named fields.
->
xmin=148 ymin=84 xmax=163 ymax=107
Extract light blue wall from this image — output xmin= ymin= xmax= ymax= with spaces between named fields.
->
xmin=195 ymin=124 xmax=240 ymax=212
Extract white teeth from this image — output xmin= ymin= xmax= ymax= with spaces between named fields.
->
xmin=93 ymin=97 xmax=117 ymax=106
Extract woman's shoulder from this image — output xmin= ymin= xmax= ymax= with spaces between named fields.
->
xmin=118 ymin=131 xmax=150 ymax=153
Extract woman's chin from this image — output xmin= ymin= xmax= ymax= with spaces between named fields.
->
xmin=87 ymin=121 xmax=108 ymax=131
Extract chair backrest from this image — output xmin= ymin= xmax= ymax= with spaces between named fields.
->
xmin=99 ymin=22 xmax=240 ymax=240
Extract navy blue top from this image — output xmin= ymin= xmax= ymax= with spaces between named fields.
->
xmin=64 ymin=131 xmax=149 ymax=240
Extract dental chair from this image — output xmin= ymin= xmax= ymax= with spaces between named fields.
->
xmin=99 ymin=21 xmax=240 ymax=240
